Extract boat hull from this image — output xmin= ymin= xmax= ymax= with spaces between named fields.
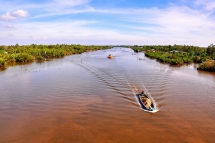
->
xmin=107 ymin=56 xmax=113 ymax=59
xmin=136 ymin=92 xmax=156 ymax=112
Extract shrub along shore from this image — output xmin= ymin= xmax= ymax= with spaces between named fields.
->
xmin=0 ymin=44 xmax=111 ymax=70
xmin=131 ymin=44 xmax=215 ymax=72
xmin=1 ymin=44 xmax=215 ymax=72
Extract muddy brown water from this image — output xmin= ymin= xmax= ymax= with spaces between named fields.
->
xmin=0 ymin=48 xmax=215 ymax=143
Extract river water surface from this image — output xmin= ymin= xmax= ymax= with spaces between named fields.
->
xmin=0 ymin=48 xmax=215 ymax=143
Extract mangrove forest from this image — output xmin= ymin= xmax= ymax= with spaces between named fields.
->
xmin=131 ymin=44 xmax=215 ymax=72
xmin=0 ymin=44 xmax=111 ymax=70
xmin=1 ymin=43 xmax=215 ymax=72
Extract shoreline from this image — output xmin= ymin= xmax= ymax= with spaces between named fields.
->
xmin=131 ymin=45 xmax=215 ymax=72
xmin=0 ymin=44 xmax=111 ymax=70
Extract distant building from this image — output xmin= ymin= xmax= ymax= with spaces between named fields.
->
xmin=170 ymin=50 xmax=179 ymax=53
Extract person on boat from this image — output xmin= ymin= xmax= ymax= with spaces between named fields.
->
xmin=144 ymin=98 xmax=152 ymax=109
xmin=108 ymin=54 xmax=113 ymax=58
xmin=140 ymin=96 xmax=152 ymax=109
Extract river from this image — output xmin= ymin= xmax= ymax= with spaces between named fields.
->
xmin=0 ymin=48 xmax=215 ymax=143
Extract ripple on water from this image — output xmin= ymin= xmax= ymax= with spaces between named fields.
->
xmin=0 ymin=48 xmax=215 ymax=143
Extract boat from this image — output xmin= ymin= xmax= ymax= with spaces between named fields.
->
xmin=136 ymin=91 xmax=156 ymax=112
xmin=107 ymin=54 xmax=113 ymax=59
xmin=134 ymin=49 xmax=139 ymax=53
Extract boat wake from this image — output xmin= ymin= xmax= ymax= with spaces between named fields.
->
xmin=126 ymin=78 xmax=159 ymax=113
xmin=71 ymin=59 xmax=159 ymax=113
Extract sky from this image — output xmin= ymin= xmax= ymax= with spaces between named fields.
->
xmin=0 ymin=0 xmax=215 ymax=46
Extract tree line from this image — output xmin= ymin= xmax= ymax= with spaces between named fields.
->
xmin=0 ymin=44 xmax=111 ymax=70
xmin=131 ymin=44 xmax=215 ymax=72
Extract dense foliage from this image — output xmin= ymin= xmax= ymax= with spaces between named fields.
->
xmin=131 ymin=44 xmax=215 ymax=72
xmin=0 ymin=44 xmax=111 ymax=70
xmin=198 ymin=60 xmax=215 ymax=72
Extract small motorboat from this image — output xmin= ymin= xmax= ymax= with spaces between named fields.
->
xmin=107 ymin=54 xmax=113 ymax=59
xmin=136 ymin=91 xmax=156 ymax=112
xmin=134 ymin=49 xmax=139 ymax=53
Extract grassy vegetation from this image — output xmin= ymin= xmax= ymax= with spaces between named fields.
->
xmin=131 ymin=44 xmax=215 ymax=72
xmin=198 ymin=60 xmax=215 ymax=72
xmin=0 ymin=44 xmax=111 ymax=70
xmin=1 ymin=43 xmax=215 ymax=72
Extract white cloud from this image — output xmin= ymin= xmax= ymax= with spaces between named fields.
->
xmin=115 ymin=6 xmax=213 ymax=32
xmin=0 ymin=20 xmax=147 ymax=44
xmin=0 ymin=0 xmax=215 ymax=46
xmin=0 ymin=12 xmax=16 ymax=21
xmin=0 ymin=10 xmax=29 ymax=21
xmin=30 ymin=6 xmax=95 ymax=19
xmin=195 ymin=0 xmax=215 ymax=10
xmin=0 ymin=18 xmax=207 ymax=46
xmin=5 ymin=24 xmax=15 ymax=29
xmin=12 ymin=10 xmax=29 ymax=18
xmin=30 ymin=35 xmax=48 ymax=40
xmin=54 ymin=0 xmax=90 ymax=6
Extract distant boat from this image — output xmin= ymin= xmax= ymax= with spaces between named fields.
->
xmin=107 ymin=54 xmax=113 ymax=59
xmin=134 ymin=49 xmax=139 ymax=53
xmin=136 ymin=91 xmax=156 ymax=112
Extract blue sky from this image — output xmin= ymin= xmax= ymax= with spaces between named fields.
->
xmin=0 ymin=0 xmax=215 ymax=46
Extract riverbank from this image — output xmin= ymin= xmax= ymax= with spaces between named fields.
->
xmin=197 ymin=60 xmax=215 ymax=72
xmin=0 ymin=44 xmax=111 ymax=70
xmin=131 ymin=44 xmax=215 ymax=72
